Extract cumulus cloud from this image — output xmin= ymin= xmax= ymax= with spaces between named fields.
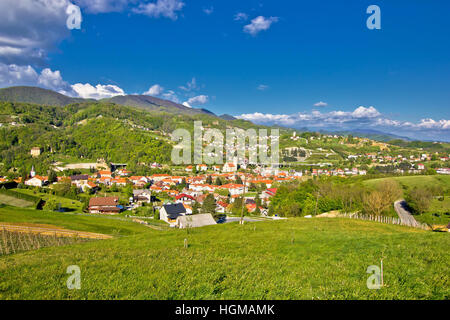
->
xmin=133 ymin=0 xmax=185 ymax=20
xmin=237 ymin=106 xmax=450 ymax=141
xmin=0 ymin=0 xmax=75 ymax=65
xmin=144 ymin=84 xmax=164 ymax=96
xmin=37 ymin=68 xmax=75 ymax=96
xmin=234 ymin=12 xmax=248 ymax=21
xmin=0 ymin=62 xmax=125 ymax=99
xmin=243 ymin=16 xmax=278 ymax=36
xmin=0 ymin=63 xmax=76 ymax=96
xmin=314 ymin=101 xmax=328 ymax=107
xmin=184 ymin=95 xmax=209 ymax=107
xmin=71 ymin=83 xmax=125 ymax=99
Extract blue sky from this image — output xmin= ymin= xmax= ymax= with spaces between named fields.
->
xmin=0 ymin=0 xmax=449 ymax=140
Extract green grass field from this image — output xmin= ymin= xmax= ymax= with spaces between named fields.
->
xmin=415 ymin=198 xmax=450 ymax=226
xmin=0 ymin=194 xmax=33 ymax=207
xmin=0 ymin=206 xmax=150 ymax=236
xmin=12 ymin=189 xmax=84 ymax=212
xmin=0 ymin=206 xmax=448 ymax=300
xmin=363 ymin=175 xmax=450 ymax=192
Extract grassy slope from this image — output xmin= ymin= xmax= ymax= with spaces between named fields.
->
xmin=0 ymin=209 xmax=448 ymax=300
xmin=363 ymin=175 xmax=450 ymax=191
xmin=364 ymin=175 xmax=450 ymax=224
xmin=0 ymin=206 xmax=150 ymax=236
xmin=0 ymin=194 xmax=32 ymax=207
xmin=12 ymin=189 xmax=84 ymax=212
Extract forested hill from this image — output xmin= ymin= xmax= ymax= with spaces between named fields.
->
xmin=0 ymin=86 xmax=215 ymax=117
xmin=0 ymin=86 xmax=86 ymax=106
xmin=0 ymin=101 xmax=264 ymax=177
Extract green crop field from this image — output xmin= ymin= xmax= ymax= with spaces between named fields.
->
xmin=0 ymin=206 xmax=448 ymax=300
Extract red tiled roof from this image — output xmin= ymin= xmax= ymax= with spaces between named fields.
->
xmin=89 ymin=197 xmax=118 ymax=207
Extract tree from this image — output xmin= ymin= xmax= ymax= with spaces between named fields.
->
xmin=214 ymin=177 xmax=222 ymax=186
xmin=206 ymin=175 xmax=212 ymax=185
xmin=192 ymin=201 xmax=200 ymax=214
xmin=202 ymin=194 xmax=216 ymax=214
xmin=235 ymin=175 xmax=243 ymax=184
xmin=363 ymin=191 xmax=385 ymax=216
xmin=48 ymin=170 xmax=57 ymax=184
xmin=43 ymin=199 xmax=59 ymax=212
xmin=406 ymin=187 xmax=433 ymax=214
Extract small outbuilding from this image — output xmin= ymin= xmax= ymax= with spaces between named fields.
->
xmin=176 ymin=214 xmax=217 ymax=229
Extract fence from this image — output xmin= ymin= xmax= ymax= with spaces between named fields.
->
xmin=0 ymin=228 xmax=92 ymax=256
xmin=340 ymin=212 xmax=430 ymax=230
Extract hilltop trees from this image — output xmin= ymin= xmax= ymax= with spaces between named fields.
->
xmin=363 ymin=179 xmax=402 ymax=216
xmin=406 ymin=187 xmax=433 ymax=214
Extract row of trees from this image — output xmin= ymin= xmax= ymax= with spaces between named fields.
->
xmin=269 ymin=178 xmax=405 ymax=217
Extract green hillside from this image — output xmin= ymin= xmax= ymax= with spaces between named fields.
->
xmin=0 ymin=207 xmax=448 ymax=299
xmin=0 ymin=86 xmax=86 ymax=106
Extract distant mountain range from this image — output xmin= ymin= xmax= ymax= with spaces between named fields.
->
xmin=0 ymin=86 xmax=431 ymax=143
xmin=324 ymin=129 xmax=414 ymax=142
xmin=0 ymin=86 xmax=217 ymax=117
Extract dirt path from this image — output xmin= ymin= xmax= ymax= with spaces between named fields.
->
xmin=0 ymin=223 xmax=113 ymax=240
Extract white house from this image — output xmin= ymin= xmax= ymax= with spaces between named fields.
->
xmin=25 ymin=176 xmax=47 ymax=187
xmin=160 ymin=203 xmax=187 ymax=225
xmin=223 ymin=162 xmax=237 ymax=173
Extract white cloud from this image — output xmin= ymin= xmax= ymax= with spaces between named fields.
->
xmin=144 ymin=84 xmax=164 ymax=96
xmin=234 ymin=12 xmax=248 ymax=21
xmin=0 ymin=63 xmax=39 ymax=87
xmin=74 ymin=0 xmax=129 ymax=13
xmin=203 ymin=7 xmax=214 ymax=15
xmin=0 ymin=0 xmax=73 ymax=65
xmin=132 ymin=0 xmax=185 ymax=20
xmin=237 ymin=106 xmax=450 ymax=137
xmin=71 ymin=83 xmax=125 ymax=99
xmin=184 ymin=95 xmax=209 ymax=106
xmin=257 ymin=84 xmax=269 ymax=91
xmin=161 ymin=90 xmax=180 ymax=103
xmin=38 ymin=68 xmax=75 ymax=96
xmin=182 ymin=102 xmax=192 ymax=108
xmin=314 ymin=101 xmax=328 ymax=107
xmin=0 ymin=63 xmax=76 ymax=96
xmin=243 ymin=16 xmax=278 ymax=36
xmin=179 ymin=77 xmax=198 ymax=92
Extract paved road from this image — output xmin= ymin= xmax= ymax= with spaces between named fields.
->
xmin=394 ymin=200 xmax=419 ymax=227
xmin=221 ymin=217 xmax=262 ymax=224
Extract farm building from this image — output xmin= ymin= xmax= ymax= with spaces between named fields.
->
xmin=176 ymin=214 xmax=216 ymax=229
xmin=88 ymin=197 xmax=120 ymax=215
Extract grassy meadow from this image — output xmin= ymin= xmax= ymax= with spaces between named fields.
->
xmin=363 ymin=175 xmax=450 ymax=191
xmin=0 ymin=206 xmax=448 ymax=300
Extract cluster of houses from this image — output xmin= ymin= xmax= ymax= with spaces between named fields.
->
xmin=311 ymin=167 xmax=367 ymax=177
xmin=436 ymin=168 xmax=450 ymax=175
